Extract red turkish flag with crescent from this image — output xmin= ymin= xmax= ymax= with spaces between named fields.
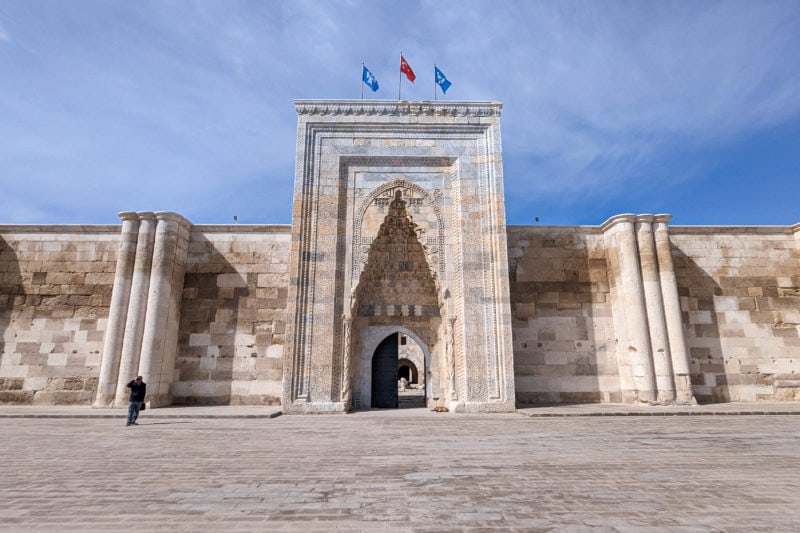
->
xmin=400 ymin=55 xmax=416 ymax=82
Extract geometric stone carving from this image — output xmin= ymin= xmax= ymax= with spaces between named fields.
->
xmin=282 ymin=100 xmax=516 ymax=413
xmin=355 ymin=190 xmax=440 ymax=317
xmin=352 ymin=178 xmax=446 ymax=287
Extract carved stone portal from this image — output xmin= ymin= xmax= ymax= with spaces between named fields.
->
xmin=282 ymin=100 xmax=515 ymax=413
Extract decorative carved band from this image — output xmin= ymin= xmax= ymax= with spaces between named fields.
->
xmin=295 ymin=100 xmax=502 ymax=117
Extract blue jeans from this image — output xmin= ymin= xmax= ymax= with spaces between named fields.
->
xmin=127 ymin=401 xmax=142 ymax=424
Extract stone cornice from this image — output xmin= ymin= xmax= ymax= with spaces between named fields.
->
xmin=154 ymin=211 xmax=193 ymax=230
xmin=0 ymin=225 xmax=121 ymax=233
xmin=294 ymin=99 xmax=502 ymax=117
xmin=191 ymin=224 xmax=292 ymax=234
xmin=600 ymin=213 xmax=637 ymax=232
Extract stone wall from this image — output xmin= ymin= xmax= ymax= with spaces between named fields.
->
xmin=173 ymin=225 xmax=291 ymax=405
xmin=0 ymin=226 xmax=119 ymax=404
xmin=509 ymin=223 xmax=800 ymax=405
xmin=3 ymin=220 xmax=799 ymax=407
xmin=671 ymin=227 xmax=800 ymax=403
xmin=508 ymin=226 xmax=617 ymax=404
xmin=398 ymin=333 xmax=425 ymax=385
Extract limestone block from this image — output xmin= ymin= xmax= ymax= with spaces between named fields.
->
xmin=742 ymin=323 xmax=773 ymax=338
xmin=215 ymin=273 xmax=246 ymax=288
xmin=199 ymin=356 xmax=217 ymax=370
xmin=84 ymin=272 xmax=115 ymax=285
xmin=544 ymin=353 xmax=567 ymax=365
xmin=713 ymin=296 xmax=740 ymax=312
xmin=47 ymin=353 xmax=68 ymax=366
xmin=724 ymin=311 xmax=753 ymax=324
xmin=33 ymin=390 xmax=94 ymax=404
xmin=267 ymin=343 xmax=283 ymax=360
xmin=736 ymin=385 xmax=774 ymax=402
xmin=249 ymin=380 xmax=282 ymax=396
xmin=0 ymin=377 xmax=25 ymax=391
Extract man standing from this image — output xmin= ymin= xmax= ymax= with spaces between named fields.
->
xmin=126 ymin=376 xmax=146 ymax=426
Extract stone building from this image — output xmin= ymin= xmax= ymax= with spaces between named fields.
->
xmin=1 ymin=100 xmax=799 ymax=412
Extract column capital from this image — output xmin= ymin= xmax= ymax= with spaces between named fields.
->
xmin=653 ymin=214 xmax=673 ymax=227
xmin=154 ymin=211 xmax=192 ymax=228
xmin=118 ymin=211 xmax=139 ymax=222
xmin=600 ymin=213 xmax=637 ymax=232
xmin=792 ymin=222 xmax=800 ymax=235
xmin=635 ymin=214 xmax=655 ymax=226
xmin=137 ymin=211 xmax=156 ymax=221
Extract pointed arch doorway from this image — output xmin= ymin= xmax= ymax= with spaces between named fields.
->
xmin=349 ymin=187 xmax=442 ymax=410
xmin=370 ymin=331 xmax=427 ymax=409
xmin=364 ymin=328 xmax=431 ymax=409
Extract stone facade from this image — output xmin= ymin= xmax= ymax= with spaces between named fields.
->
xmin=0 ymin=225 xmax=118 ymax=404
xmin=282 ymin=100 xmax=516 ymax=414
xmin=174 ymin=225 xmax=290 ymax=405
xmin=672 ymin=226 xmax=800 ymax=402
xmin=508 ymin=225 xmax=617 ymax=405
xmin=1 ymin=100 xmax=799 ymax=410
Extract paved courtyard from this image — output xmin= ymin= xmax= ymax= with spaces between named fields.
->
xmin=2 ymin=410 xmax=800 ymax=532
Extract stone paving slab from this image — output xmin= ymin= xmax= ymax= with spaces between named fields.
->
xmin=0 ymin=405 xmax=282 ymax=418
xmin=1 ymin=409 xmax=800 ymax=531
xmin=1 ymin=402 xmax=800 ymax=419
xmin=517 ymin=402 xmax=800 ymax=417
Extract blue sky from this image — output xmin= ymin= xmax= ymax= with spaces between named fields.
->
xmin=1 ymin=0 xmax=799 ymax=226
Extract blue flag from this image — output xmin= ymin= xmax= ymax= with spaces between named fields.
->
xmin=363 ymin=66 xmax=379 ymax=92
xmin=435 ymin=66 xmax=451 ymax=94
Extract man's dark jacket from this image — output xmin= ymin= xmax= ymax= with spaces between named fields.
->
xmin=127 ymin=380 xmax=146 ymax=402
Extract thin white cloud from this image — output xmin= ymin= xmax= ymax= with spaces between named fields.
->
xmin=0 ymin=1 xmax=798 ymax=224
xmin=0 ymin=21 xmax=10 ymax=42
xmin=418 ymin=1 xmax=800 ymax=200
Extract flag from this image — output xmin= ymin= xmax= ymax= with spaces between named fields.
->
xmin=435 ymin=66 xmax=451 ymax=94
xmin=400 ymin=55 xmax=416 ymax=82
xmin=362 ymin=66 xmax=379 ymax=92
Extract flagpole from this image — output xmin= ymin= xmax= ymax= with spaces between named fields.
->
xmin=433 ymin=64 xmax=437 ymax=101
xmin=398 ymin=51 xmax=402 ymax=100
xmin=361 ymin=62 xmax=364 ymax=100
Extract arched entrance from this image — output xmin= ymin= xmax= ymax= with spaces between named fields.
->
xmin=352 ymin=189 xmax=442 ymax=410
xmin=398 ymin=359 xmax=418 ymax=384
xmin=366 ymin=330 xmax=428 ymax=409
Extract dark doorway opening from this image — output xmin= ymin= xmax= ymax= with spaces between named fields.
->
xmin=397 ymin=358 xmax=418 ymax=384
xmin=372 ymin=334 xmax=399 ymax=408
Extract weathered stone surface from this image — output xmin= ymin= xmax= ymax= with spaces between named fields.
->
xmin=173 ymin=226 xmax=290 ymax=406
xmin=672 ymin=227 xmax=800 ymax=403
xmin=0 ymin=227 xmax=118 ymax=405
xmin=283 ymin=100 xmax=515 ymax=414
xmin=3 ymin=413 xmax=800 ymax=530
xmin=1 ymin=101 xmax=800 ymax=409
